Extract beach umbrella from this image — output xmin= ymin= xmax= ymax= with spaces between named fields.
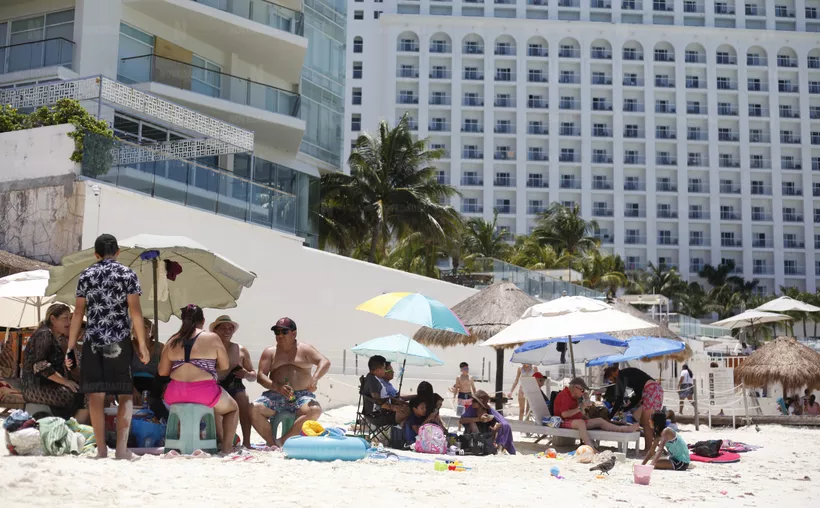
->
xmin=351 ymin=334 xmax=444 ymax=392
xmin=587 ymin=336 xmax=685 ymax=367
xmin=0 ymin=270 xmax=55 ymax=328
xmin=734 ymin=336 xmax=820 ymax=396
xmin=755 ymin=296 xmax=820 ymax=313
xmin=482 ymin=296 xmax=656 ymax=377
xmin=510 ymin=333 xmax=628 ymax=366
xmin=356 ymin=292 xmax=469 ymax=335
xmin=711 ymin=309 xmax=791 ymax=330
xmin=45 ymin=234 xmax=257 ymax=330
xmin=413 ymin=282 xmax=541 ymax=409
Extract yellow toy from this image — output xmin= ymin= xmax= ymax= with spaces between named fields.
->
xmin=300 ymin=420 xmax=325 ymax=436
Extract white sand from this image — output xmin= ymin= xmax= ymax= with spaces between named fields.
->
xmin=1 ymin=406 xmax=818 ymax=508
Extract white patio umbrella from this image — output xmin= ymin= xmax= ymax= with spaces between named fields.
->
xmin=0 ymin=270 xmax=54 ymax=328
xmin=710 ymin=309 xmax=792 ymax=329
xmin=755 ymin=296 xmax=820 ymax=313
xmin=481 ymin=296 xmax=656 ymax=376
xmin=45 ymin=234 xmax=257 ymax=328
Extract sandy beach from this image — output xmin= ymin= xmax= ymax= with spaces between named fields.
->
xmin=1 ymin=405 xmax=818 ymax=508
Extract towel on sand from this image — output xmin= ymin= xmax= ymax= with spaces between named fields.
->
xmin=38 ymin=417 xmax=85 ymax=456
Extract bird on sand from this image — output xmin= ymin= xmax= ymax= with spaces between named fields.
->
xmin=755 ymin=425 xmax=761 ymax=433
xmin=589 ymin=456 xmax=616 ymax=475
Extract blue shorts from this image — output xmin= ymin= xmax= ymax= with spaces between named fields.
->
xmin=255 ymin=390 xmax=317 ymax=414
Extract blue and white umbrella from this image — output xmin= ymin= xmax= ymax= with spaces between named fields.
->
xmin=586 ymin=336 xmax=686 ymax=367
xmin=351 ymin=334 xmax=444 ymax=392
xmin=510 ymin=333 xmax=628 ymax=366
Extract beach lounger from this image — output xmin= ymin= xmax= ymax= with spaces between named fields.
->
xmin=506 ymin=378 xmax=640 ymax=454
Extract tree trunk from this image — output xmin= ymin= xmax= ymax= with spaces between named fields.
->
xmin=367 ymin=221 xmax=380 ymax=263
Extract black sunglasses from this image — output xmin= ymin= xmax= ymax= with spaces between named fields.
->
xmin=273 ymin=328 xmax=291 ymax=335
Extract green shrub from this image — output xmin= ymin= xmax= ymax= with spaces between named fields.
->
xmin=0 ymin=98 xmax=114 ymax=175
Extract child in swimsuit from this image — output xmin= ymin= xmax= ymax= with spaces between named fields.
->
xmin=643 ymin=411 xmax=690 ymax=471
xmin=450 ymin=362 xmax=477 ymax=400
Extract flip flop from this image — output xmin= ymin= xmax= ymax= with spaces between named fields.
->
xmin=190 ymin=449 xmax=211 ymax=458
xmin=161 ymin=450 xmax=181 ymax=459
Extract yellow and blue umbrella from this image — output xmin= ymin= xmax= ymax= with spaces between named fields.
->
xmin=356 ymin=292 xmax=469 ymax=335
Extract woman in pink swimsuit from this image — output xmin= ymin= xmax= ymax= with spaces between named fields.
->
xmin=159 ymin=304 xmax=238 ymax=454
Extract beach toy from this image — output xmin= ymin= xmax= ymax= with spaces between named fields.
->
xmin=549 ymin=466 xmax=564 ymax=479
xmin=435 ymin=461 xmax=448 ymax=471
xmin=575 ymin=445 xmax=595 ymax=464
xmin=301 ymin=420 xmax=325 ymax=437
xmin=164 ymin=404 xmax=217 ymax=455
xmin=282 ymin=435 xmax=369 ymax=462
xmin=633 ymin=464 xmax=654 ymax=485
xmin=546 ymin=448 xmax=557 ymax=458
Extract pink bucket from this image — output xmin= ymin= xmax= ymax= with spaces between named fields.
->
xmin=633 ymin=464 xmax=654 ymax=485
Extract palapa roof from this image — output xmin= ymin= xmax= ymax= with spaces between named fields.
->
xmin=413 ymin=282 xmax=539 ymax=349
xmin=0 ymin=249 xmax=50 ymax=276
xmin=733 ymin=336 xmax=820 ymax=391
xmin=608 ymin=299 xmax=679 ymax=341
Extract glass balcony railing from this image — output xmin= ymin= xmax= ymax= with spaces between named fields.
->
xmin=0 ymin=37 xmax=74 ymax=74
xmin=81 ymin=133 xmax=316 ymax=242
xmin=192 ymin=0 xmax=304 ymax=36
xmin=468 ymin=258 xmax=604 ymax=300
xmin=119 ymin=54 xmax=300 ymax=118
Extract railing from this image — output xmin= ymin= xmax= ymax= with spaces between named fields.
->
xmin=623 ymin=76 xmax=645 ymax=86
xmin=461 ymin=203 xmax=484 ymax=213
xmin=624 ymin=208 xmax=646 ymax=218
xmin=397 ymin=94 xmax=419 ymax=104
xmin=689 ymin=210 xmax=710 ymax=219
xmin=462 ymin=96 xmax=485 ymax=106
xmin=527 ymin=178 xmax=549 ymax=188
xmin=430 ymin=69 xmax=452 ymax=79
xmin=592 ymin=208 xmax=614 ymax=217
xmin=468 ymin=258 xmax=604 ymax=300
xmin=397 ymin=68 xmax=419 ymax=78
xmin=592 ymin=180 xmax=613 ymax=189
xmin=494 ymin=204 xmax=516 ymax=214
xmin=625 ymin=235 xmax=647 ymax=244
xmin=81 ymin=133 xmax=314 ymax=241
xmin=559 ymin=179 xmax=581 ymax=189
xmin=461 ymin=176 xmax=484 ymax=185
xmin=494 ymin=176 xmax=516 ymax=186
xmin=428 ymin=122 xmax=451 ymax=132
xmin=688 ymin=184 xmax=709 ymax=193
xmin=0 ymin=37 xmax=74 ymax=75
xmin=624 ymin=181 xmax=646 ymax=191
xmin=193 ymin=0 xmax=304 ymax=35
xmin=429 ymin=94 xmax=451 ymax=106
xmin=119 ymin=54 xmax=301 ymax=117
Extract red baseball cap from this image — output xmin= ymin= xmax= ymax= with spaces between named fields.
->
xmin=271 ymin=317 xmax=297 ymax=331
xmin=533 ymin=372 xmax=545 ymax=379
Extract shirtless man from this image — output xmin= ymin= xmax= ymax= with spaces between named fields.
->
xmin=250 ymin=317 xmax=331 ymax=447
xmin=210 ymin=315 xmax=256 ymax=448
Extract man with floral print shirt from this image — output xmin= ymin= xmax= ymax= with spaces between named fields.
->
xmin=66 ymin=234 xmax=148 ymax=459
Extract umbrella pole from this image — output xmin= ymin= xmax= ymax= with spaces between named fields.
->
xmin=152 ymin=258 xmax=159 ymax=334
xmin=568 ymin=335 xmax=577 ymax=378
xmin=398 ymin=358 xmax=407 ymax=394
xmin=37 ymin=297 xmax=41 ymax=324
xmin=495 ymin=348 xmax=504 ymax=411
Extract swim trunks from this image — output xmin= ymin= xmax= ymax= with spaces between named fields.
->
xmin=641 ymin=381 xmax=664 ymax=413
xmin=457 ymin=392 xmax=472 ymax=400
xmin=255 ymin=389 xmax=317 ymax=414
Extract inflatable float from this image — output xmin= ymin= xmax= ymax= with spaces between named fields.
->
xmin=282 ymin=434 xmax=369 ymax=462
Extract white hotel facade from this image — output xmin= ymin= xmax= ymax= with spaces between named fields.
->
xmin=344 ymin=0 xmax=820 ymax=293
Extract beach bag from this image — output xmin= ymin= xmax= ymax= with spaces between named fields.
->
xmin=458 ymin=432 xmax=497 ymax=456
xmin=691 ymin=439 xmax=722 ymax=458
xmin=414 ymin=424 xmax=447 ymax=454
xmin=543 ymin=416 xmax=563 ymax=428
xmin=389 ymin=425 xmax=406 ymax=449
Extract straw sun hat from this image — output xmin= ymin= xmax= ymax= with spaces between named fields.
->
xmin=209 ymin=315 xmax=239 ymax=333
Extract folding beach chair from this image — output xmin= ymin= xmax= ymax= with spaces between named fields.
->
xmin=354 ymin=376 xmax=399 ymax=444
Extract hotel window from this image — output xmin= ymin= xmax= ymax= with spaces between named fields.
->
xmin=354 ymin=10 xmax=364 ymax=19
xmin=352 ymin=88 xmax=362 ymax=105
xmin=353 ymin=62 xmax=362 ymax=79
xmin=118 ymin=23 xmax=155 ymax=83
xmin=191 ymin=55 xmax=222 ymax=97
xmin=351 ymin=114 xmax=361 ymax=131
xmin=353 ymin=37 xmax=363 ymax=53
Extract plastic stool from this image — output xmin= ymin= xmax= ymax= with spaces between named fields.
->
xmin=24 ymin=403 xmax=53 ymax=420
xmin=269 ymin=412 xmax=296 ymax=441
xmin=164 ymin=404 xmax=217 ymax=454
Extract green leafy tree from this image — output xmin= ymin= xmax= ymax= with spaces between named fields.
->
xmin=462 ymin=209 xmax=513 ymax=260
xmin=578 ymin=251 xmax=628 ymax=293
xmin=531 ymin=203 xmax=599 ymax=281
xmin=317 ymin=114 xmax=461 ymax=262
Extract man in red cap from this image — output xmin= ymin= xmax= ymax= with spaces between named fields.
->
xmin=250 ymin=317 xmax=331 ymax=447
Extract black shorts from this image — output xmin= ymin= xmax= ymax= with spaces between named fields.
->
xmin=81 ymin=339 xmax=134 ymax=395
xmin=670 ymin=458 xmax=690 ymax=471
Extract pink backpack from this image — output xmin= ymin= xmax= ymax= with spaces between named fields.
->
xmin=414 ymin=424 xmax=447 ymax=454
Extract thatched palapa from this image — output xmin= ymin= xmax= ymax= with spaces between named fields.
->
xmin=0 ymin=250 xmax=50 ymax=278
xmin=413 ymin=281 xmax=540 ymax=348
xmin=733 ymin=336 xmax=820 ymax=392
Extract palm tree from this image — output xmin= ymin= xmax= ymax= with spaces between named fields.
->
xmin=318 ymin=114 xmax=461 ymax=262
xmin=509 ymin=237 xmax=569 ymax=271
xmin=462 ymin=209 xmax=513 ymax=260
xmin=637 ymin=261 xmax=687 ymax=299
xmin=579 ymin=251 xmax=628 ymax=293
xmin=677 ymin=282 xmax=710 ymax=318
xmin=531 ymin=203 xmax=599 ymax=281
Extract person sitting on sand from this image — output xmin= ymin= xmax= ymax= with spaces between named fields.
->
xmin=158 ymin=305 xmax=238 ymax=455
xmin=363 ymin=355 xmax=409 ymax=424
xmin=554 ymin=378 xmax=639 ymax=453
xmin=250 ymin=318 xmax=331 ymax=447
xmin=805 ymin=395 xmax=820 ymax=416
xmin=403 ymin=397 xmax=428 ymax=443
xmin=788 ymin=396 xmax=803 ymax=416
xmin=459 ymin=390 xmax=516 ymax=454
xmin=643 ymin=411 xmax=690 ymax=471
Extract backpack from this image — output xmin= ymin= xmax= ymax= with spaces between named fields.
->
xmin=458 ymin=432 xmax=498 ymax=456
xmin=414 ymin=424 xmax=447 ymax=454
xmin=691 ymin=439 xmax=722 ymax=458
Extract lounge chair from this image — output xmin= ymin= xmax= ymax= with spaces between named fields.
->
xmin=506 ymin=377 xmax=640 ymax=454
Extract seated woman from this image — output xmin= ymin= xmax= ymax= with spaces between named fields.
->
xmin=158 ymin=304 xmax=238 ymax=454
xmin=20 ymin=304 xmax=87 ymax=422
xmin=131 ymin=317 xmax=168 ymax=418
xmin=459 ymin=390 xmax=516 ymax=454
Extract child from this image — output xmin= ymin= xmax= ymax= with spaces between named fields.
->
xmin=666 ymin=410 xmax=679 ymax=432
xmin=450 ymin=362 xmax=477 ymax=401
xmin=643 ymin=411 xmax=690 ymax=471
xmin=404 ymin=398 xmax=427 ymax=443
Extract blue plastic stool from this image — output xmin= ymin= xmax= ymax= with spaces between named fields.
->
xmin=269 ymin=412 xmax=296 ymax=441
xmin=164 ymin=404 xmax=217 ymax=454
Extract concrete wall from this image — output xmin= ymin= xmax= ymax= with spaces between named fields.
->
xmin=0 ymin=125 xmax=85 ymax=264
xmin=79 ymin=181 xmax=536 ymax=408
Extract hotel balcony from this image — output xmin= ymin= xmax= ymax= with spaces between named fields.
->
xmin=0 ymin=38 xmax=77 ymax=85
xmin=119 ymin=54 xmax=304 ymax=152
xmin=123 ymin=0 xmax=307 ymax=83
